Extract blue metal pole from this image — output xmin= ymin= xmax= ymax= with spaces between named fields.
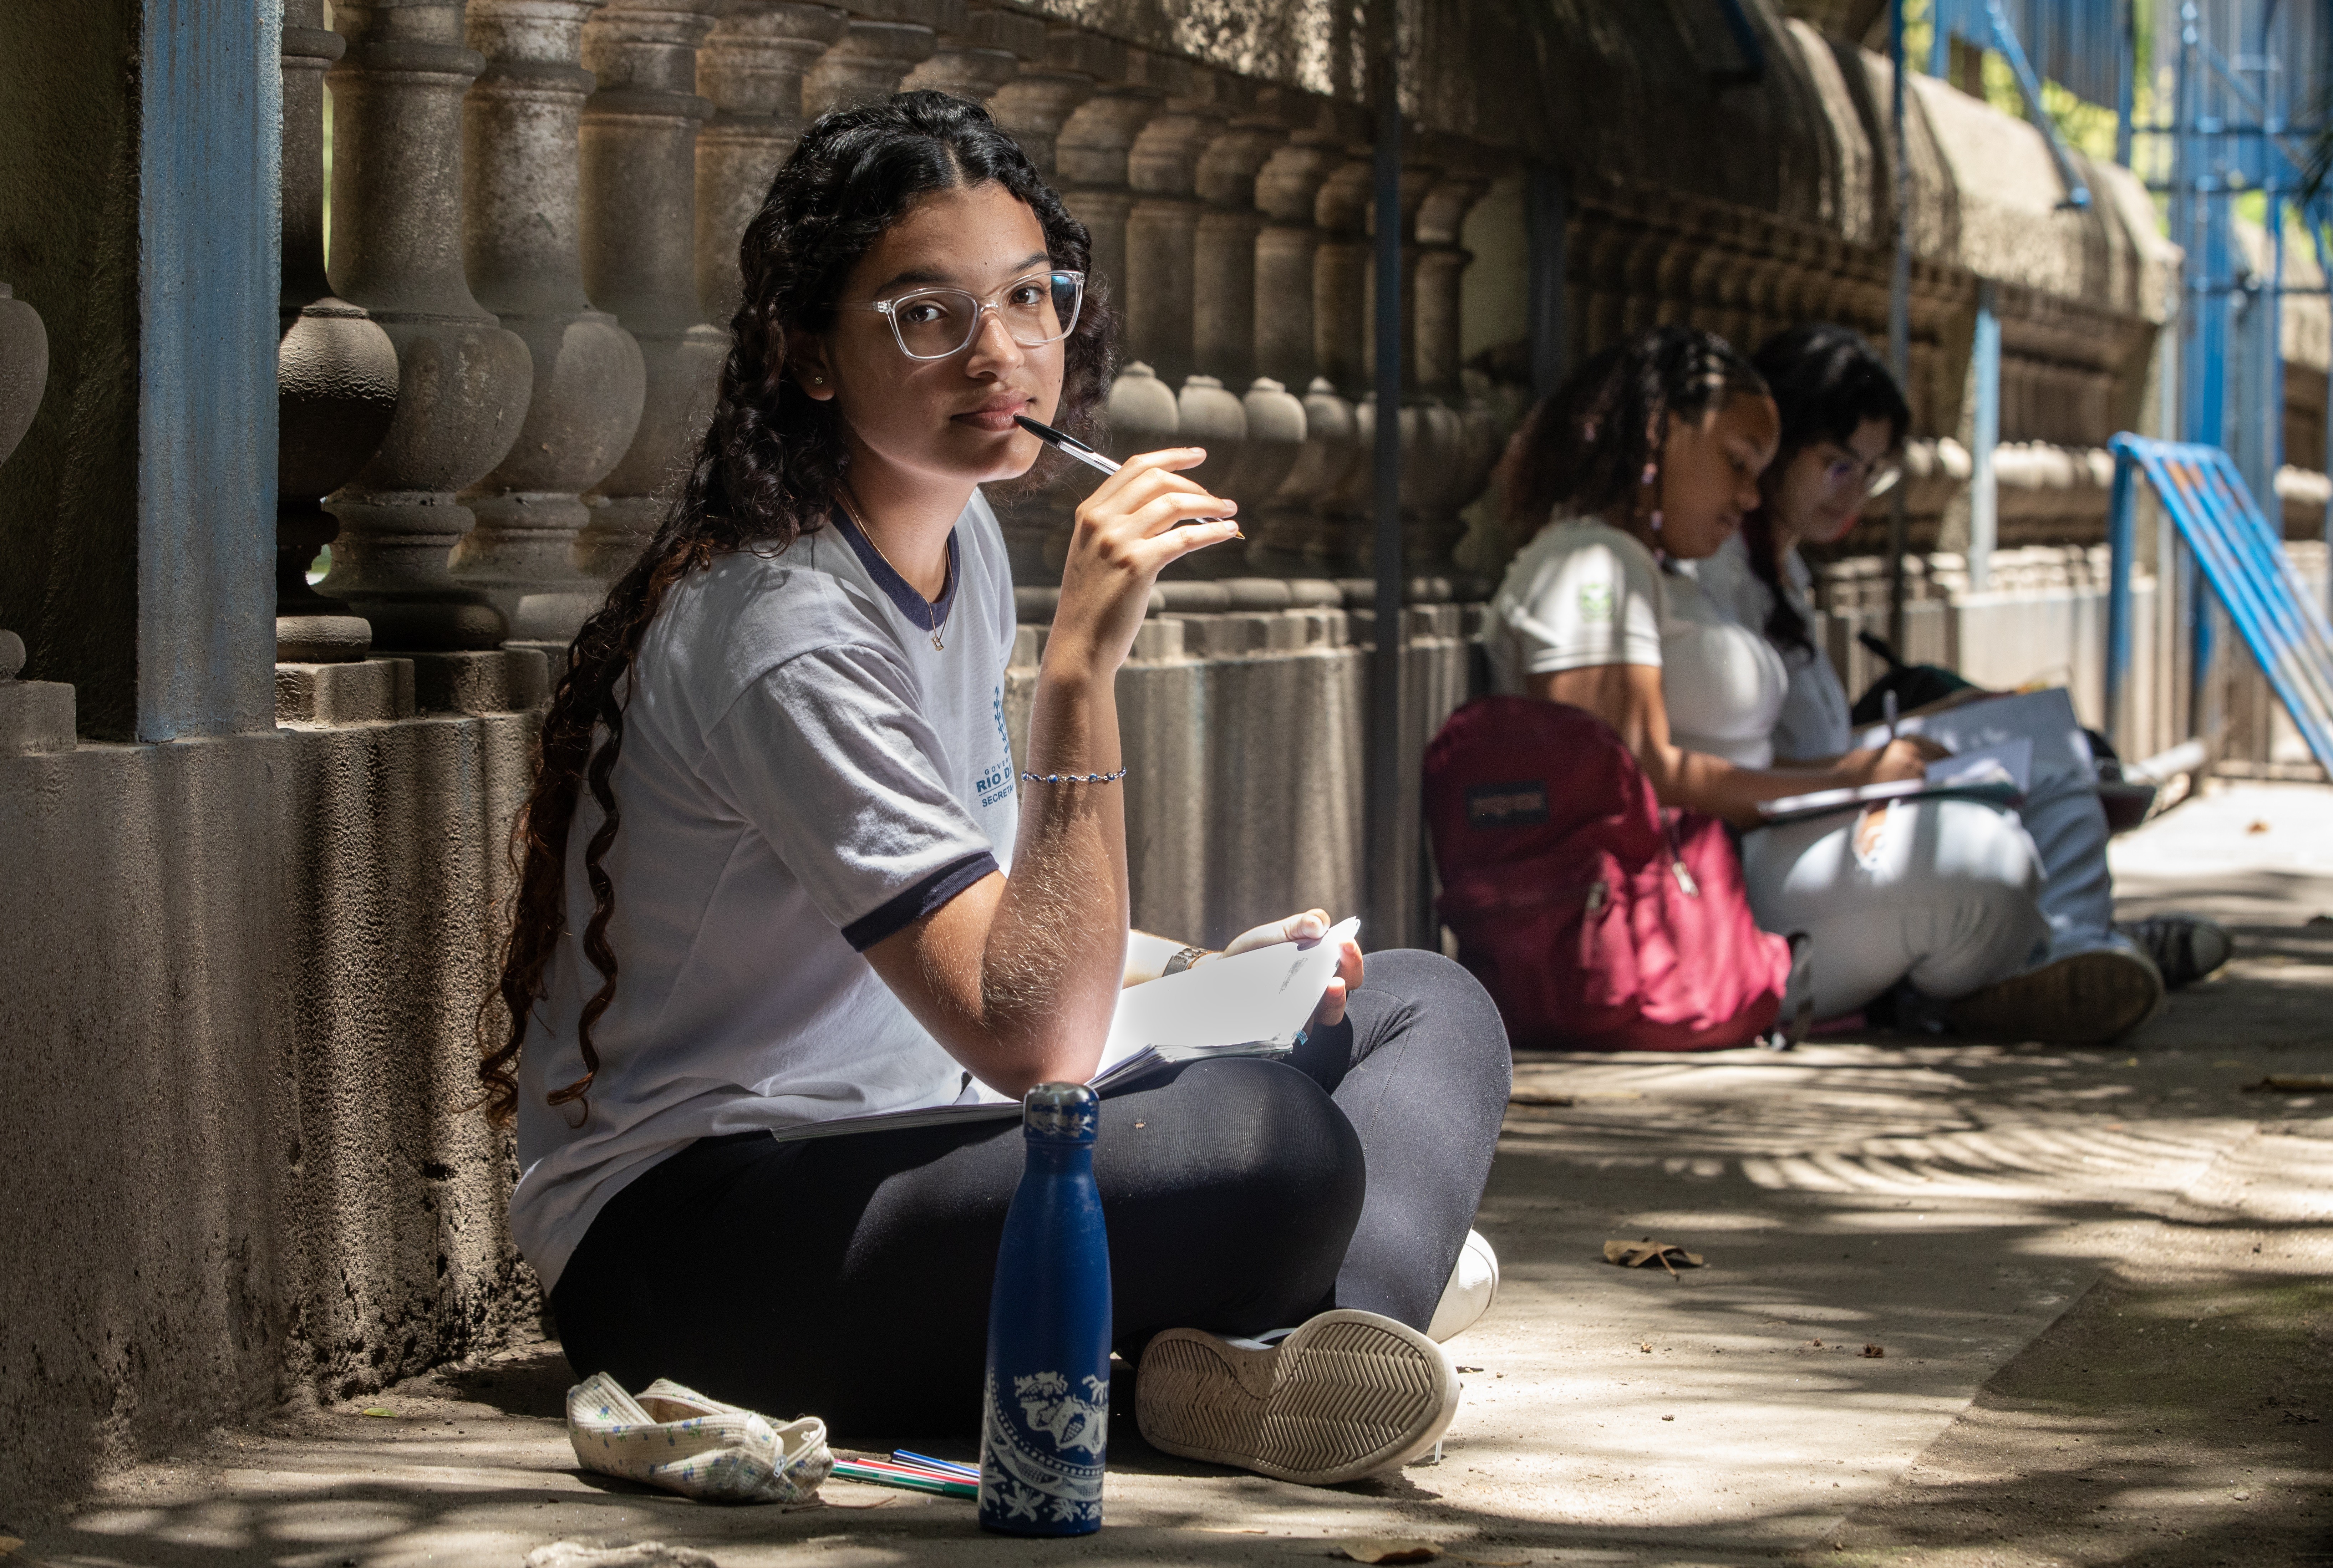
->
xmin=2105 ymin=441 xmax=2138 ymax=748
xmin=1970 ymin=278 xmax=2000 ymax=592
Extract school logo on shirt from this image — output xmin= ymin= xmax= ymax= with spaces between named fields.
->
xmin=978 ymin=686 xmax=1018 ymax=810
xmin=1579 ymin=582 xmax=1614 ymax=623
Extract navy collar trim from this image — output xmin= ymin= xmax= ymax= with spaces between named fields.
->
xmin=829 ymin=503 xmax=961 ymax=632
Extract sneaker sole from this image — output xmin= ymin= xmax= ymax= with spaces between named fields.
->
xmin=1134 ymin=1309 xmax=1460 ymax=1486
xmin=1946 ymin=948 xmax=2165 ymax=1044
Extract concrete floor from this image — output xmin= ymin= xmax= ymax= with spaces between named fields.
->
xmin=10 ymin=782 xmax=2331 ymax=1568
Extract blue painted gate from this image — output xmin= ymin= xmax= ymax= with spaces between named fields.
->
xmin=2105 ymin=434 xmax=2333 ymax=774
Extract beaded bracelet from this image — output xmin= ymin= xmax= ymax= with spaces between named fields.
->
xmin=1021 ymin=767 xmax=1129 ymax=784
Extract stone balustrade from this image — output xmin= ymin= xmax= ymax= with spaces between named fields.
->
xmin=236 ymin=0 xmax=2213 ymax=691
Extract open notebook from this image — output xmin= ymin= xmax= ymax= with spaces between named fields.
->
xmin=1753 ymin=736 xmax=2032 ymax=827
xmin=767 ymin=916 xmax=1361 ymax=1142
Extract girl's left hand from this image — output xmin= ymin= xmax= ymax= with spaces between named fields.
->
xmin=1217 ymin=908 xmax=1366 ymax=1028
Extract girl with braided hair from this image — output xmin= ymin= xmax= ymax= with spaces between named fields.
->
xmin=483 ymin=92 xmax=1507 ymax=1478
xmin=1689 ymin=324 xmax=2224 ymax=1038
xmin=1493 ymin=324 xmax=2051 ymax=1028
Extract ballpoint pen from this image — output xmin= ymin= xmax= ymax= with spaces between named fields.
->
xmin=1013 ymin=413 xmax=1236 ymax=533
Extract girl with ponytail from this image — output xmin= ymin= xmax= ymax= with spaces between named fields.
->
xmin=1493 ymin=325 xmax=2051 ymax=1028
xmin=484 ymin=92 xmax=1507 ymax=1476
xmin=1688 ymin=324 xmax=2217 ymax=1040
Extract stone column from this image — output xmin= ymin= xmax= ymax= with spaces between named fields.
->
xmin=1312 ymin=143 xmax=1376 ymax=571
xmin=902 ymin=1 xmax=1044 ymax=105
xmin=458 ymin=0 xmax=649 ymax=644
xmin=800 ymin=0 xmax=949 ymax=117
xmin=0 ymin=281 xmax=74 ymax=754
xmin=578 ymin=0 xmax=726 ymax=582
xmin=324 ymin=0 xmax=533 ymax=655
xmin=696 ymin=3 xmax=848 ymax=327
xmin=1057 ymin=50 xmax=1184 ymax=325
xmin=276 ymin=2 xmax=397 ymax=665
xmin=1194 ymin=91 xmax=1292 ymax=390
xmin=986 ymin=27 xmax=1118 ymax=182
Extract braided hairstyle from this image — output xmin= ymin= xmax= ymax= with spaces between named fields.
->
xmin=479 ymin=91 xmax=1112 ymax=1125
xmin=1504 ymin=325 xmax=1768 ymax=554
xmin=1742 ymin=324 xmax=1911 ymax=656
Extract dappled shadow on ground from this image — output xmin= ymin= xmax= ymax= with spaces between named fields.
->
xmin=21 ymin=968 xmax=2333 ymax=1566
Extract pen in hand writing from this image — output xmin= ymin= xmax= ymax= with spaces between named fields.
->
xmin=1883 ymin=688 xmax=1899 ymax=745
xmin=1014 ymin=413 xmax=1237 ymax=534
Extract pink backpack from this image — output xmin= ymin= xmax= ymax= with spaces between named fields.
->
xmin=1425 ymin=696 xmax=1794 ymax=1052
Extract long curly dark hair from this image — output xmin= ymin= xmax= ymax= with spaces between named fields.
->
xmin=1504 ymin=325 xmax=1768 ymax=548
xmin=1742 ymin=325 xmax=1911 ymax=656
xmin=479 ymin=91 xmax=1112 ymax=1125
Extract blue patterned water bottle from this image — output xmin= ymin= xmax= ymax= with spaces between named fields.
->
xmin=978 ymin=1081 xmax=1111 ymax=1536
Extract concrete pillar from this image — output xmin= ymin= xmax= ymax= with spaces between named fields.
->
xmin=902 ymin=1 xmax=1045 ymax=105
xmin=0 ymin=283 xmax=74 ymax=754
xmin=324 ymin=0 xmax=533 ymax=656
xmin=986 ymin=27 xmax=1118 ymax=182
xmin=696 ymin=3 xmax=849 ymax=326
xmin=577 ymin=0 xmax=727 ymax=583
xmin=457 ymin=0 xmax=649 ymax=644
xmin=800 ymin=0 xmax=950 ymax=117
xmin=0 ymin=1 xmax=279 ymax=739
xmin=276 ymin=3 xmax=396 ymax=666
xmin=1057 ymin=50 xmax=1186 ymax=327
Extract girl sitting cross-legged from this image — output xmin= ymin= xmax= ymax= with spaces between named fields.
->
xmin=482 ymin=91 xmax=1510 ymax=1486
xmin=1490 ymin=325 xmax=2058 ymax=1030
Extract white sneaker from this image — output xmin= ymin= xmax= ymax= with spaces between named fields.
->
xmin=1134 ymin=1309 xmax=1461 ymax=1485
xmin=1426 ymin=1229 xmax=1500 ymax=1343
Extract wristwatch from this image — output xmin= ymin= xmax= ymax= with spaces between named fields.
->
xmin=1162 ymin=945 xmax=1211 ymax=976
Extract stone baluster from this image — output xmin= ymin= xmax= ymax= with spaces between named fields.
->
xmin=986 ymin=27 xmax=1118 ymax=182
xmin=577 ymin=0 xmax=726 ymax=583
xmin=1246 ymin=99 xmax=1361 ymax=579
xmin=1348 ymin=144 xmax=1434 ymax=581
xmin=902 ymin=1 xmax=1044 ymax=105
xmin=696 ymin=3 xmax=849 ymax=327
xmin=323 ymin=0 xmax=532 ymax=656
xmin=276 ymin=2 xmax=397 ymax=665
xmin=1312 ymin=141 xmax=1376 ymax=570
xmin=1057 ymin=49 xmax=1185 ymax=323
xmin=1413 ymin=157 xmax=1496 ymax=585
xmin=1127 ymin=68 xmax=1244 ymax=388
xmin=457 ymin=0 xmax=648 ymax=645
xmin=801 ymin=0 xmax=951 ymax=117
xmin=0 ymin=280 xmax=74 ymax=754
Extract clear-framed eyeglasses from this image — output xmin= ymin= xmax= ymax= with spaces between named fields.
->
xmin=1821 ymin=447 xmax=1902 ymax=499
xmin=841 ymin=269 xmax=1086 ymax=361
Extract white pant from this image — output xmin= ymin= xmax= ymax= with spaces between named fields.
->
xmin=1744 ymin=688 xmax=2125 ymax=1020
xmin=1743 ymin=797 xmax=2049 ymax=1020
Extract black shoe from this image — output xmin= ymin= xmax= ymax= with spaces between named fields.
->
xmin=1945 ymin=947 xmax=2166 ymax=1044
xmin=2114 ymin=914 xmax=2234 ymax=989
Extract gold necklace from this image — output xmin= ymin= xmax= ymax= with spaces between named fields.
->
xmin=838 ymin=489 xmax=951 ymax=651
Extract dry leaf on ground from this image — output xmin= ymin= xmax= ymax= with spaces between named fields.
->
xmin=1337 ymin=1541 xmax=1439 ymax=1564
xmin=2245 ymin=1074 xmax=2333 ymax=1092
xmin=358 ymin=1407 xmax=397 ymax=1418
xmin=1507 ymin=1088 xmax=1575 ymax=1106
xmin=1604 ymin=1239 xmax=1704 ymax=1276
xmin=1862 ymin=1344 xmax=1885 ymax=1358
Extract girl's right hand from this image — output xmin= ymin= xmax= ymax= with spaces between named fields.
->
xmin=1843 ymin=738 xmax=1938 ymax=785
xmin=1046 ymin=449 xmax=1239 ymax=677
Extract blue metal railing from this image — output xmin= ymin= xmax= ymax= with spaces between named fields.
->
xmin=2106 ymin=434 xmax=2333 ymax=774
xmin=1930 ymin=0 xmax=2100 ymax=207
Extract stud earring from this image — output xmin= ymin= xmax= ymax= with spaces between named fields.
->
xmin=812 ymin=374 xmax=825 ymax=385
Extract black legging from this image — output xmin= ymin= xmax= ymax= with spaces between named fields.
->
xmin=551 ymin=949 xmax=1510 ymax=1436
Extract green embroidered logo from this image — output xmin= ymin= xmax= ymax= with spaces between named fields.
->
xmin=1579 ymin=582 xmax=1614 ymax=623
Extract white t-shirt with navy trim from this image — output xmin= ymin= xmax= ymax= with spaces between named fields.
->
xmin=511 ymin=492 xmax=1020 ymax=1292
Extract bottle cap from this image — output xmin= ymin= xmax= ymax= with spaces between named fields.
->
xmin=1022 ymin=1081 xmax=1100 ymax=1143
